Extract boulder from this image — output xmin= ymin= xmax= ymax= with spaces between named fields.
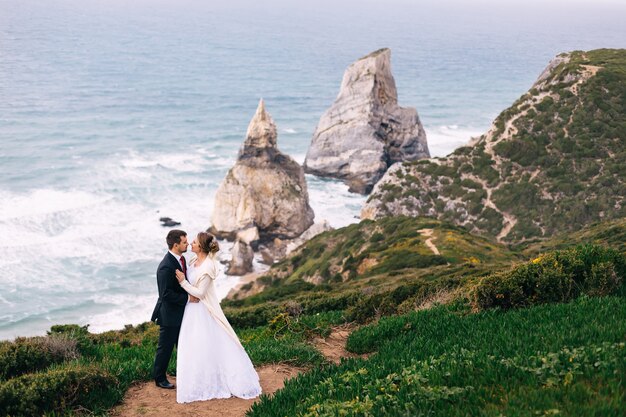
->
xmin=304 ymin=48 xmax=430 ymax=194
xmin=227 ymin=240 xmax=254 ymax=276
xmin=159 ymin=217 xmax=181 ymax=227
xmin=236 ymin=226 xmax=260 ymax=246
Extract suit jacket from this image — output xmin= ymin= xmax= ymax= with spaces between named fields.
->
xmin=151 ymin=252 xmax=188 ymax=327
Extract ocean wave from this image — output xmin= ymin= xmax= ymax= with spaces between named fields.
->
xmin=424 ymin=125 xmax=484 ymax=158
xmin=118 ymin=150 xmax=208 ymax=173
xmin=0 ymin=183 xmax=217 ymax=273
xmin=305 ymin=176 xmax=367 ymax=228
xmin=0 ymin=189 xmax=109 ymax=220
xmin=0 ymin=299 xmax=101 ymax=339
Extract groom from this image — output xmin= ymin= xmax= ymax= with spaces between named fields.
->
xmin=151 ymin=229 xmax=199 ymax=389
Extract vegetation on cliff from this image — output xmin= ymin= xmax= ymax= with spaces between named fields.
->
xmin=222 ymin=216 xmax=519 ymax=327
xmin=244 ymin=218 xmax=626 ymax=416
xmin=363 ymin=49 xmax=626 ymax=244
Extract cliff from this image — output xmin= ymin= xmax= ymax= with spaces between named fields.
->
xmin=362 ymin=49 xmax=626 ymax=244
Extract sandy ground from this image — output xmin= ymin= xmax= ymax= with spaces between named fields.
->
xmin=112 ymin=326 xmax=356 ymax=416
xmin=110 ymin=364 xmax=302 ymax=417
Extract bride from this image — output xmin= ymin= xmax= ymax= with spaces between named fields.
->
xmin=174 ymin=231 xmax=261 ymax=403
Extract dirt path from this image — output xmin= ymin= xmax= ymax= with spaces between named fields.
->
xmin=461 ymin=168 xmax=517 ymax=243
xmin=311 ymin=324 xmax=360 ymax=364
xmin=570 ymin=64 xmax=601 ymax=96
xmin=111 ymin=365 xmax=303 ymax=417
xmin=113 ymin=325 xmax=360 ymax=416
xmin=418 ymin=228 xmax=440 ymax=255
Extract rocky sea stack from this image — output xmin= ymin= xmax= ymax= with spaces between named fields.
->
xmin=210 ymin=99 xmax=315 ymax=248
xmin=304 ymin=48 xmax=430 ymax=194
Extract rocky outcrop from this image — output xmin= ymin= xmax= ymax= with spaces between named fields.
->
xmin=285 ymin=220 xmax=333 ymax=255
xmin=227 ymin=240 xmax=254 ymax=276
xmin=304 ymin=48 xmax=430 ymax=194
xmin=210 ymin=99 xmax=315 ymax=243
xmin=159 ymin=217 xmax=180 ymax=227
xmin=257 ymin=221 xmax=333 ymax=265
xmin=362 ymin=49 xmax=626 ymax=244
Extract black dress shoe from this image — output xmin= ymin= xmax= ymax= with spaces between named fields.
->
xmin=155 ymin=380 xmax=175 ymax=389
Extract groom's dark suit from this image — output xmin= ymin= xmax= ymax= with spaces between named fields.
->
xmin=151 ymin=252 xmax=188 ymax=384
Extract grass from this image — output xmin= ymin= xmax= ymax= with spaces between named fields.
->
xmin=222 ymin=216 xmax=518 ymax=328
xmin=520 ymin=217 xmax=626 ymax=255
xmin=0 ymin=313 xmax=333 ymax=416
xmin=248 ymin=296 xmax=626 ymax=416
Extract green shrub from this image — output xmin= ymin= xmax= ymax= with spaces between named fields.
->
xmin=300 ymin=291 xmax=359 ymax=314
xmin=369 ymin=232 xmax=384 ymax=243
xmin=345 ymin=281 xmax=446 ymax=323
xmin=90 ymin=321 xmax=160 ymax=346
xmin=47 ymin=324 xmax=94 ymax=355
xmin=586 ymin=262 xmax=621 ymax=296
xmin=473 ymin=244 xmax=625 ymax=310
xmin=225 ymin=304 xmax=282 ymax=329
xmin=367 ymin=251 xmax=447 ymax=276
xmin=345 ymin=292 xmax=387 ymax=323
xmin=0 ymin=365 xmax=117 ymax=416
xmin=226 ymin=280 xmax=317 ymax=307
xmin=0 ymin=335 xmax=79 ymax=380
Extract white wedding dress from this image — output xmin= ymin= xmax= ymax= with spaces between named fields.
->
xmin=176 ymin=256 xmax=261 ymax=403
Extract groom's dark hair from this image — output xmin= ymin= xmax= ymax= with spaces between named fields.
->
xmin=166 ymin=229 xmax=187 ymax=249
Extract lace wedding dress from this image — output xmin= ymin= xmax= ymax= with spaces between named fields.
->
xmin=176 ymin=257 xmax=261 ymax=403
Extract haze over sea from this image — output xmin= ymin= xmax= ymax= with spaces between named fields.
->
xmin=0 ymin=0 xmax=624 ymax=340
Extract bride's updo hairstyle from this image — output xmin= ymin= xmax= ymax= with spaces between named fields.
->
xmin=197 ymin=232 xmax=219 ymax=255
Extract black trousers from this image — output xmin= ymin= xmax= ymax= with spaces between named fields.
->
xmin=153 ymin=325 xmax=181 ymax=383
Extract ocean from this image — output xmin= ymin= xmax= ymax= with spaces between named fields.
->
xmin=1 ymin=0 xmax=624 ymax=340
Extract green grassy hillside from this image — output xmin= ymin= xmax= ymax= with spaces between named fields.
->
xmin=1 ymin=216 xmax=625 ymax=415
xmin=250 ymin=297 xmax=626 ymax=416
xmin=222 ymin=216 xmax=519 ymax=327
xmin=363 ymin=49 xmax=626 ymax=244
xmin=521 ymin=217 xmax=626 ymax=255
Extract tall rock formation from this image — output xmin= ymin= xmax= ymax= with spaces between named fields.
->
xmin=210 ymin=100 xmax=315 ymax=243
xmin=362 ymin=49 xmax=626 ymax=244
xmin=304 ymin=48 xmax=430 ymax=194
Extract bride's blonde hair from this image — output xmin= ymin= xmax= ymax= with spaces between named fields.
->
xmin=197 ymin=232 xmax=219 ymax=256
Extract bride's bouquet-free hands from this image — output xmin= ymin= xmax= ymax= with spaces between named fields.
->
xmin=176 ymin=270 xmax=200 ymax=303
